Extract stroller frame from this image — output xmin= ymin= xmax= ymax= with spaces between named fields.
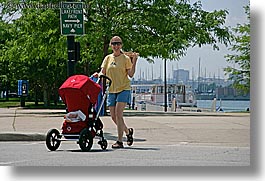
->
xmin=46 ymin=75 xmax=112 ymax=152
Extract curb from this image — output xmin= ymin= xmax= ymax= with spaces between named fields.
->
xmin=0 ymin=133 xmax=45 ymax=141
xmin=122 ymin=111 xmax=248 ymax=117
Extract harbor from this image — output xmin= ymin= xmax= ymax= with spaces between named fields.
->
xmin=133 ymin=99 xmax=250 ymax=113
xmin=130 ymin=83 xmax=250 ymax=113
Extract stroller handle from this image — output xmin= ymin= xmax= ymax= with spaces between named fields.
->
xmin=98 ymin=74 xmax=112 ymax=87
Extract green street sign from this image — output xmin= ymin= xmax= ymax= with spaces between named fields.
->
xmin=60 ymin=2 xmax=84 ymax=35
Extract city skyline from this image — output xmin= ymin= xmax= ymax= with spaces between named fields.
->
xmin=134 ymin=0 xmax=249 ymax=81
xmin=135 ymin=57 xmax=226 ymax=81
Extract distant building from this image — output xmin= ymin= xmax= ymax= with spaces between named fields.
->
xmin=173 ymin=69 xmax=189 ymax=84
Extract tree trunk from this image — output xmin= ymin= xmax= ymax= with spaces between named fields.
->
xmin=43 ymin=89 xmax=50 ymax=107
xmin=34 ymin=88 xmax=38 ymax=106
xmin=53 ymin=88 xmax=58 ymax=106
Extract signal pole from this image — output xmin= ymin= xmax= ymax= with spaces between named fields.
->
xmin=67 ymin=35 xmax=75 ymax=77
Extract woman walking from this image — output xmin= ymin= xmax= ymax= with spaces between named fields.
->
xmin=96 ymin=36 xmax=138 ymax=148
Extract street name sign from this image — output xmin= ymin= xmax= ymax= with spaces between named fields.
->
xmin=60 ymin=2 xmax=84 ymax=35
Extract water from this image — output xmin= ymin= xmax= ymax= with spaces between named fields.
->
xmin=197 ymin=100 xmax=250 ymax=112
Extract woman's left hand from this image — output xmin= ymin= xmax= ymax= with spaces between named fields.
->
xmin=131 ymin=52 xmax=139 ymax=65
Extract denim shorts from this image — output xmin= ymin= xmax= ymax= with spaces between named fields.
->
xmin=107 ymin=90 xmax=131 ymax=107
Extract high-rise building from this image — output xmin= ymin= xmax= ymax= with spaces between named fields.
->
xmin=173 ymin=69 xmax=189 ymax=84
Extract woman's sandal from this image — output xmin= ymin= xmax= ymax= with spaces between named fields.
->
xmin=126 ymin=128 xmax=134 ymax=146
xmin=112 ymin=141 xmax=124 ymax=149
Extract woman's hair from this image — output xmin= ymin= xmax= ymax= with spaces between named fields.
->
xmin=109 ymin=36 xmax=123 ymax=45
xmin=110 ymin=36 xmax=124 ymax=54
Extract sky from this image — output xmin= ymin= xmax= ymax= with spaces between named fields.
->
xmin=134 ymin=0 xmax=249 ymax=81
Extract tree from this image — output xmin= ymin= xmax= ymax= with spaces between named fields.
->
xmin=224 ymin=5 xmax=250 ymax=93
xmin=0 ymin=0 xmax=67 ymax=105
xmin=0 ymin=0 xmax=232 ymax=105
xmin=81 ymin=0 xmax=231 ymax=70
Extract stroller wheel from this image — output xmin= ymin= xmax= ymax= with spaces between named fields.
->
xmin=79 ymin=128 xmax=93 ymax=152
xmin=99 ymin=139 xmax=108 ymax=150
xmin=46 ymin=129 xmax=61 ymax=151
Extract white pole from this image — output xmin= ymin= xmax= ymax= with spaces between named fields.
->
xmin=211 ymin=98 xmax=217 ymax=112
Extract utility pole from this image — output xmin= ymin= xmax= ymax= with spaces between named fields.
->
xmin=164 ymin=59 xmax=167 ymax=112
xmin=198 ymin=57 xmax=201 ymax=93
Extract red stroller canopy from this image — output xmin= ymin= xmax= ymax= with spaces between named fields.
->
xmin=59 ymin=75 xmax=101 ymax=108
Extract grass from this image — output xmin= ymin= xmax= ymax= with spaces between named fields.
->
xmin=0 ymin=100 xmax=66 ymax=109
xmin=0 ymin=101 xmax=22 ymax=108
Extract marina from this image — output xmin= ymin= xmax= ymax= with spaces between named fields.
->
xmin=130 ymin=84 xmax=250 ymax=113
xmin=133 ymin=99 xmax=250 ymax=113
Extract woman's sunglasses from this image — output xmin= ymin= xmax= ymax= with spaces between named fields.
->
xmin=111 ymin=42 xmax=122 ymax=46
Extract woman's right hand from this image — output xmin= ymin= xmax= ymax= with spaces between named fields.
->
xmin=92 ymin=72 xmax=99 ymax=78
xmin=92 ymin=68 xmax=106 ymax=78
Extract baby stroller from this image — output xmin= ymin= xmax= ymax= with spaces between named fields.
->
xmin=45 ymin=74 xmax=111 ymax=152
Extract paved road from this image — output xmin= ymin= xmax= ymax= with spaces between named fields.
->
xmin=0 ymin=141 xmax=249 ymax=166
xmin=0 ymin=108 xmax=250 ymax=166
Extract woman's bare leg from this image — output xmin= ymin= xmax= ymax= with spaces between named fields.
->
xmin=109 ymin=105 xmax=129 ymax=138
xmin=115 ymin=102 xmax=129 ymax=142
xmin=108 ymin=106 xmax=116 ymax=124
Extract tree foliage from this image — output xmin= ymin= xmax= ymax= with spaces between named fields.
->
xmin=82 ymin=0 xmax=231 ymax=66
xmin=224 ymin=5 xmax=250 ymax=93
xmin=0 ymin=0 xmax=232 ymax=105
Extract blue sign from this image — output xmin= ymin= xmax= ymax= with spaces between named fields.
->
xmin=18 ymin=80 xmax=29 ymax=97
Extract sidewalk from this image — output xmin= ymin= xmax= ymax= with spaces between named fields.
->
xmin=0 ymin=108 xmax=250 ymax=147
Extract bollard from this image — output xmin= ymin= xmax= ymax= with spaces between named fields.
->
xmin=172 ymin=98 xmax=176 ymax=112
xmin=141 ymin=102 xmax=146 ymax=111
xmin=211 ymin=98 xmax=217 ymax=112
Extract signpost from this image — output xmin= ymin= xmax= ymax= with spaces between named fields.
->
xmin=60 ymin=2 xmax=84 ymax=76
xmin=60 ymin=2 xmax=84 ymax=36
